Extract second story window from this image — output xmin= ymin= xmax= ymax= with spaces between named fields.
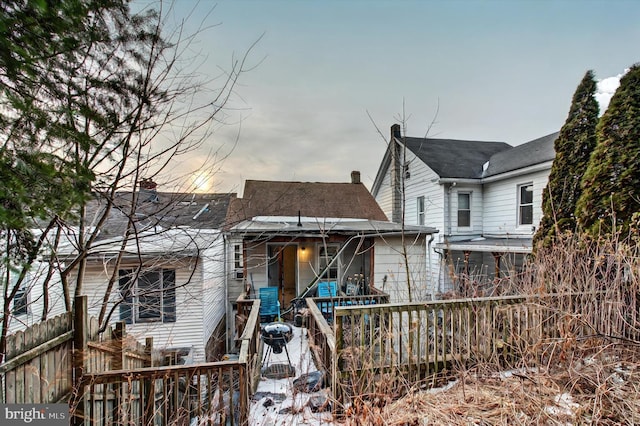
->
xmin=518 ymin=184 xmax=533 ymax=225
xmin=457 ymin=193 xmax=471 ymax=227
xmin=417 ymin=196 xmax=425 ymax=225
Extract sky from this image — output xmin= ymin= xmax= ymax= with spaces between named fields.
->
xmin=149 ymin=0 xmax=639 ymax=196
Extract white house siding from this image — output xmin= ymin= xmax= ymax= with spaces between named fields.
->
xmin=81 ymin=259 xmax=207 ymax=362
xmin=5 ymin=262 xmax=67 ymax=335
xmin=403 ymin=152 xmax=444 ymax=228
xmin=226 ymin=236 xmax=246 ymax=304
xmin=483 ymin=169 xmax=550 ymax=237
xmin=373 ymin=236 xmax=432 ymax=303
xmin=244 ymin=241 xmax=269 ymax=292
xmin=201 ymin=233 xmax=226 ymax=354
xmin=374 ymin=168 xmax=393 ymax=220
xmin=449 ymin=185 xmax=484 ymax=236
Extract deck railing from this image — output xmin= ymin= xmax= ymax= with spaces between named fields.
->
xmin=74 ymin=299 xmax=262 ymax=426
xmin=306 ymin=291 xmax=633 ymax=409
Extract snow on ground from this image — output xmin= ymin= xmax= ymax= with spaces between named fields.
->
xmin=249 ymin=325 xmax=336 ymax=425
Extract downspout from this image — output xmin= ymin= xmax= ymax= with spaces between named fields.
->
xmin=427 ymin=233 xmax=434 ymax=300
xmin=223 ymin=233 xmax=230 ymax=353
xmin=433 ymin=247 xmax=445 ymax=296
xmin=446 ymin=182 xmax=456 ymax=237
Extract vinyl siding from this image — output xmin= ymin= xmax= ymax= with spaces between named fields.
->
xmin=5 ymin=262 xmax=67 ymax=335
xmin=202 ymin=233 xmax=226 ymax=353
xmin=373 ymin=236 xmax=433 ymax=302
xmin=483 ymin=169 xmax=550 ymax=237
xmin=81 ymin=258 xmax=207 ymax=362
xmin=403 ymin=151 xmax=445 ymax=228
xmin=374 ymin=168 xmax=394 ymax=221
xmin=449 ymin=184 xmax=484 ymax=236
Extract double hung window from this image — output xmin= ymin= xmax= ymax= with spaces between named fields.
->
xmin=518 ymin=184 xmax=534 ymax=226
xmin=457 ymin=193 xmax=471 ymax=227
xmin=119 ymin=269 xmax=176 ymax=324
xmin=417 ymin=196 xmax=425 ymax=225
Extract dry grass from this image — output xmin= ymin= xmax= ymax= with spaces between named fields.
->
xmin=340 ymin=233 xmax=640 ymax=425
xmin=350 ymin=343 xmax=640 ymax=425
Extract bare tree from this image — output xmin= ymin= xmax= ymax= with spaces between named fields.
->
xmin=0 ymin=0 xmax=257 ymax=362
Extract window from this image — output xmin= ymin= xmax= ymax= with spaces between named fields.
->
xmin=518 ymin=184 xmax=533 ymax=225
xmin=457 ymin=193 xmax=471 ymax=227
xmin=318 ymin=244 xmax=339 ymax=280
xmin=234 ymin=244 xmax=244 ymax=279
xmin=417 ymin=196 xmax=425 ymax=225
xmin=119 ymin=269 xmax=176 ymax=324
xmin=12 ymin=282 xmax=29 ymax=316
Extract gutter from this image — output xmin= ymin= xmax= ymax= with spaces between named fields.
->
xmin=481 ymin=161 xmax=554 ymax=183
xmin=223 ymin=232 xmax=230 ymax=352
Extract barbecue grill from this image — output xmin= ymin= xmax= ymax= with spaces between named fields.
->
xmin=261 ymin=322 xmax=294 ymax=369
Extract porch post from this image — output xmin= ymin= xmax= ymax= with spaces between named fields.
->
xmin=463 ymin=251 xmax=471 ymax=295
xmin=491 ymin=252 xmax=502 ymax=282
xmin=463 ymin=251 xmax=471 ymax=277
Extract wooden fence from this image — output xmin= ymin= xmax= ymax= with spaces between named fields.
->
xmin=306 ymin=291 xmax=636 ymax=407
xmin=0 ymin=311 xmax=74 ymax=404
xmin=73 ymin=299 xmax=262 ymax=426
xmin=1 ymin=296 xmax=263 ymax=426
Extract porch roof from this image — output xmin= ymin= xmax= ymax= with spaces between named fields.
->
xmin=227 ymin=216 xmax=438 ymax=237
xmin=435 ymin=237 xmax=532 ymax=254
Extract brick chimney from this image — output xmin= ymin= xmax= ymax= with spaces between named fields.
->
xmin=139 ymin=178 xmax=159 ymax=203
xmin=390 ymin=124 xmax=403 ymax=223
xmin=351 ymin=170 xmax=361 ymax=184
xmin=391 ymin=123 xmax=401 ymax=140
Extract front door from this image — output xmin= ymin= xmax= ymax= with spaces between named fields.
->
xmin=268 ymin=245 xmax=297 ymax=308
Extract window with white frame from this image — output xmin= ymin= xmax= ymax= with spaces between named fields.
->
xmin=518 ymin=183 xmax=533 ymax=225
xmin=234 ymin=244 xmax=244 ymax=279
xmin=417 ymin=196 xmax=425 ymax=225
xmin=457 ymin=193 xmax=471 ymax=227
xmin=318 ymin=244 xmax=339 ymax=280
xmin=119 ymin=268 xmax=176 ymax=324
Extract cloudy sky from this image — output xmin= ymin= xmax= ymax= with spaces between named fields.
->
xmin=153 ymin=0 xmax=639 ymax=195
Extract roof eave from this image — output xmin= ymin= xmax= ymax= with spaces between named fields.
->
xmin=481 ymin=161 xmax=554 ymax=183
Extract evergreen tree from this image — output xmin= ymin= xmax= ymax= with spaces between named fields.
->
xmin=0 ymin=0 xmax=141 ymax=261
xmin=576 ymin=64 xmax=640 ymax=238
xmin=533 ymin=71 xmax=599 ymax=249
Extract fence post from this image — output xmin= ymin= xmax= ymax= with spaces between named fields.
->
xmin=72 ymin=295 xmax=88 ymax=426
xmin=112 ymin=322 xmax=126 ymax=423
xmin=143 ymin=337 xmax=154 ymax=424
xmin=113 ymin=322 xmax=126 ymax=370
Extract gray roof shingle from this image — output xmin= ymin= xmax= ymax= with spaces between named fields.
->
xmin=85 ymin=191 xmax=236 ymax=240
xmin=482 ymin=132 xmax=559 ymax=177
xmin=403 ymin=137 xmax=512 ymax=179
